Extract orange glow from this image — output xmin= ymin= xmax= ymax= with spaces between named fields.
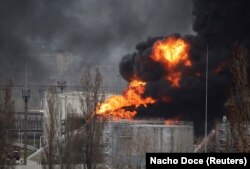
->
xmin=151 ymin=37 xmax=191 ymax=87
xmin=213 ymin=62 xmax=226 ymax=74
xmin=164 ymin=117 xmax=180 ymax=125
xmin=195 ymin=72 xmax=202 ymax=77
xmin=96 ymin=80 xmax=156 ymax=120
xmin=166 ymin=72 xmax=182 ymax=88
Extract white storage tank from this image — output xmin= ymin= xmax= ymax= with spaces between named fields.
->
xmin=103 ymin=120 xmax=194 ymax=169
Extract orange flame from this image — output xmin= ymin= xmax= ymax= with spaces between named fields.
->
xmin=164 ymin=117 xmax=180 ymax=125
xmin=195 ymin=72 xmax=202 ymax=77
xmin=96 ymin=80 xmax=156 ymax=120
xmin=96 ymin=37 xmax=191 ymax=121
xmin=213 ymin=62 xmax=226 ymax=74
xmin=151 ymin=37 xmax=191 ymax=87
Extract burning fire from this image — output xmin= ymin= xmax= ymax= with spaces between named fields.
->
xmin=151 ymin=37 xmax=191 ymax=87
xmin=165 ymin=117 xmax=180 ymax=125
xmin=96 ymin=36 xmax=191 ymax=121
xmin=213 ymin=62 xmax=226 ymax=74
xmin=96 ymin=80 xmax=155 ymax=120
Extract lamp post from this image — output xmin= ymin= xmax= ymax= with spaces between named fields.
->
xmin=57 ymin=81 xmax=66 ymax=169
xmin=22 ymin=63 xmax=30 ymax=165
xmin=204 ymin=45 xmax=208 ymax=153
xmin=22 ymin=89 xmax=30 ymax=165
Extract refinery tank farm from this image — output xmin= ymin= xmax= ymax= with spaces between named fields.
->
xmin=1 ymin=0 xmax=250 ymax=168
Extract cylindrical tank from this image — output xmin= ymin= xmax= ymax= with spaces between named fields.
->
xmin=105 ymin=120 xmax=194 ymax=169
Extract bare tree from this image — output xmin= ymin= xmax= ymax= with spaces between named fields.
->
xmin=42 ymin=86 xmax=59 ymax=169
xmin=0 ymin=81 xmax=15 ymax=169
xmin=226 ymin=43 xmax=250 ymax=152
xmin=63 ymin=108 xmax=83 ymax=169
xmin=80 ymin=67 xmax=105 ymax=169
xmin=80 ymin=67 xmax=102 ymax=119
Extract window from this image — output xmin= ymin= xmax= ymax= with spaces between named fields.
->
xmin=15 ymin=121 xmax=19 ymax=128
xmin=20 ymin=114 xmax=24 ymax=120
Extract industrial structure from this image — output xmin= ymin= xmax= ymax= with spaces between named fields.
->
xmin=13 ymin=110 xmax=43 ymax=150
xmin=26 ymin=91 xmax=195 ymax=168
xmin=102 ymin=120 xmax=194 ymax=169
xmin=14 ymin=111 xmax=43 ymax=132
xmin=43 ymin=91 xmax=113 ymax=121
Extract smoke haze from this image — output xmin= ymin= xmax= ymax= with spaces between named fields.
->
xmin=0 ymin=0 xmax=193 ymax=84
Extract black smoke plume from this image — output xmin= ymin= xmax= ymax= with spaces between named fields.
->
xmin=119 ymin=0 xmax=250 ymax=135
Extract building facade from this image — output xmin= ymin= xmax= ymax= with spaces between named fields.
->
xmin=14 ymin=111 xmax=43 ymax=131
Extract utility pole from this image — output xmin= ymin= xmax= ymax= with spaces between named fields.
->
xmin=204 ymin=45 xmax=208 ymax=153
xmin=22 ymin=63 xmax=30 ymax=165
xmin=57 ymin=81 xmax=66 ymax=169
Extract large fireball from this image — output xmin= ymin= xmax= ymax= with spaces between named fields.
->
xmin=96 ymin=36 xmax=191 ymax=121
xmin=151 ymin=37 xmax=191 ymax=87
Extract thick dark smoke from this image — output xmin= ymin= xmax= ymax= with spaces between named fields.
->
xmin=0 ymin=0 xmax=193 ymax=111
xmin=119 ymin=0 xmax=250 ymax=134
xmin=0 ymin=0 xmax=193 ymax=85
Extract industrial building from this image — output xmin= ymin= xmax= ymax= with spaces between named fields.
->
xmin=13 ymin=110 xmax=44 ymax=150
xmin=28 ymin=91 xmax=195 ymax=168
xmin=14 ymin=111 xmax=43 ymax=131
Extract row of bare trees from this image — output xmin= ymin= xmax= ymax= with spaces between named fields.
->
xmin=42 ymin=67 xmax=105 ymax=169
